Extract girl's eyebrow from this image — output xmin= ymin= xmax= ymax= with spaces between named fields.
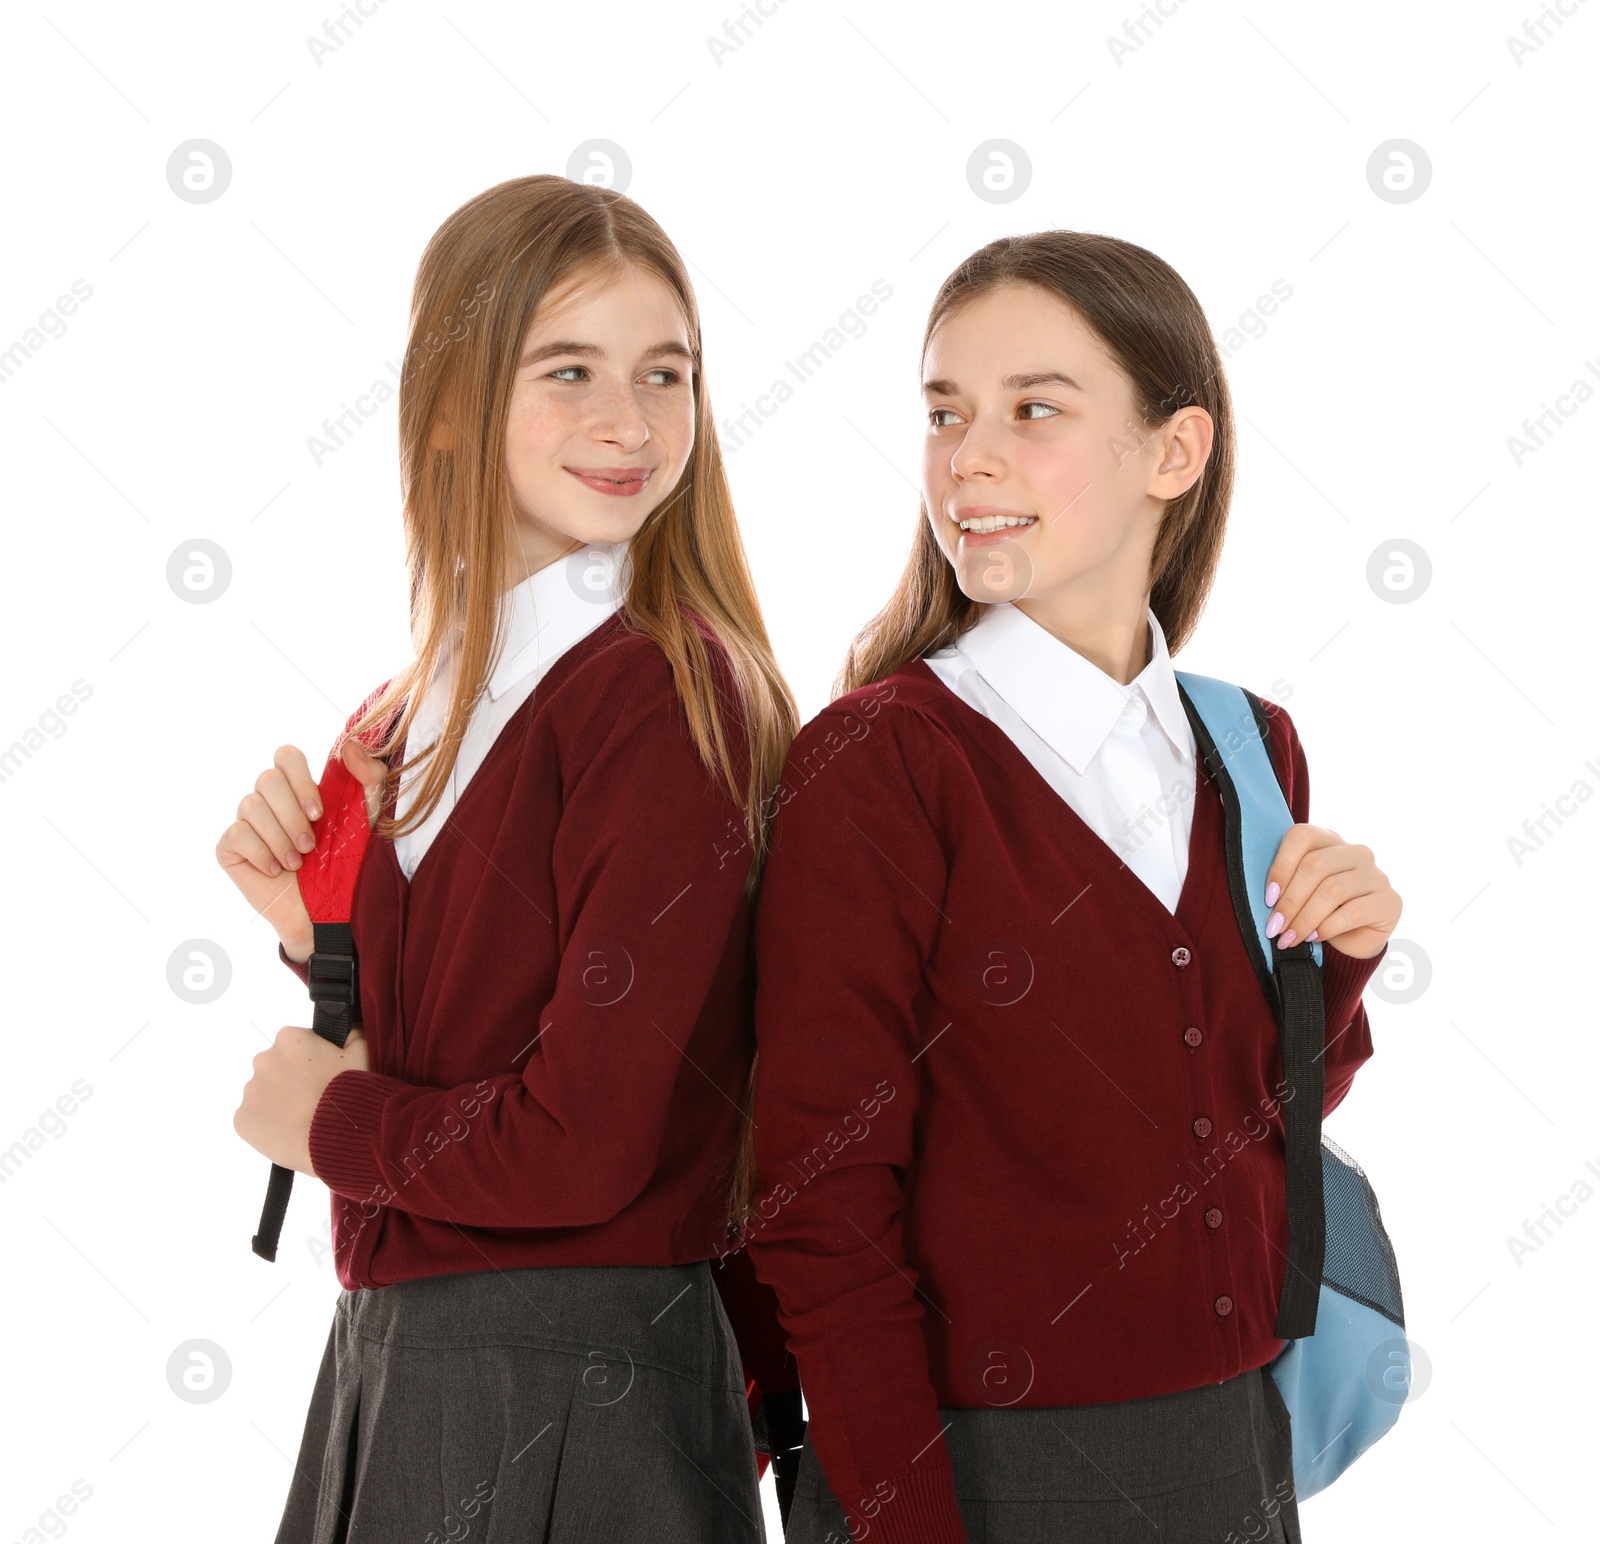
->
xmin=1003 ymin=370 xmax=1082 ymax=391
xmin=921 ymin=369 xmax=1083 ymax=395
xmin=520 ymin=339 xmax=694 ymax=368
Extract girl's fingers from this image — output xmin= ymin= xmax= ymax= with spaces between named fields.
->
xmin=1266 ymin=832 xmax=1360 ymax=943
xmin=1305 ymin=891 xmax=1385 ymax=949
xmin=237 ymin=789 xmax=304 ymax=872
xmin=218 ymin=817 xmax=286 ymax=879
xmin=340 ymin=737 xmax=390 ymax=826
xmin=1274 ymin=858 xmax=1371 ymax=950
xmin=275 ymin=744 xmax=323 ymax=821
xmin=256 ymin=767 xmax=316 ymax=856
xmin=1262 ymin=823 xmax=1328 ymax=909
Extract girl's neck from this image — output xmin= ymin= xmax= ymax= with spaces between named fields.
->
xmin=1012 ymin=589 xmax=1154 ymax=687
xmin=502 ymin=531 xmax=589 ymax=593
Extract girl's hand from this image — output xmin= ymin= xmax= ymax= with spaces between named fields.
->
xmin=234 ymin=1026 xmax=369 ymax=1175
xmin=215 ymin=740 xmax=389 ymax=962
xmin=1263 ymin=825 xmax=1400 ymax=960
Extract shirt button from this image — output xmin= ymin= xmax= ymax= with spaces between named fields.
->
xmin=1215 ymin=1294 xmax=1234 ymax=1317
xmin=1192 ymin=1115 xmax=1213 ymax=1138
xmin=1171 ymin=946 xmax=1192 ymax=967
xmin=1183 ymin=1026 xmax=1204 ymax=1048
xmin=1204 ymin=1207 xmax=1223 ymax=1229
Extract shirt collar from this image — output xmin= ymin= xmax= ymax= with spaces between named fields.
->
xmin=943 ymin=601 xmax=1192 ymax=775
xmin=485 ymin=540 xmax=629 ymax=701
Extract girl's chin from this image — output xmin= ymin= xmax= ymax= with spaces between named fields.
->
xmin=511 ymin=506 xmax=644 ymax=551
xmin=951 ymin=548 xmax=1038 ymax=606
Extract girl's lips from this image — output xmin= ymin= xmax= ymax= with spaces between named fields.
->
xmin=567 ymin=467 xmax=652 ymax=497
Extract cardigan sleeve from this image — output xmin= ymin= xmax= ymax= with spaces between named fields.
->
xmin=1259 ymin=696 xmax=1384 ymax=1117
xmin=746 ymin=700 xmax=971 ymax=1544
xmin=306 ymin=637 xmax=757 ymax=1229
xmin=710 ymin=1243 xmax=802 ymax=1398
xmin=278 ymin=942 xmax=310 ymax=986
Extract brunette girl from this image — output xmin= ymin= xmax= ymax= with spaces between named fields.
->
xmin=744 ymin=233 xmax=1402 ymax=1544
xmin=219 ymin=175 xmax=798 ymax=1542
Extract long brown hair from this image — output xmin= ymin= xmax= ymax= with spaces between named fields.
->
xmin=346 ymin=174 xmax=798 ymax=873
xmin=836 ymin=230 xmax=1236 ymax=696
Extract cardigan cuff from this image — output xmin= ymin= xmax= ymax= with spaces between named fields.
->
xmin=278 ymin=940 xmax=311 ymax=986
xmin=870 ymin=1456 xmax=969 ymax=1544
xmin=1319 ymin=938 xmax=1386 ymax=1038
xmin=309 ymin=1068 xmax=413 ymax=1204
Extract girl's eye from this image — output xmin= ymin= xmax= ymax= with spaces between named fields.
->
xmin=928 ymin=407 xmax=962 ymax=428
xmin=547 ymin=366 xmax=684 ymax=385
xmin=1018 ymin=401 xmax=1058 ymax=420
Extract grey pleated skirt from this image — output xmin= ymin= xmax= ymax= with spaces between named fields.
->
xmin=273 ymin=1261 xmax=764 ymax=1544
xmin=786 ymin=1363 xmax=1299 ymax=1544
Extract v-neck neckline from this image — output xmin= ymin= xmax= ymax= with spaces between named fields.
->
xmin=379 ymin=610 xmax=627 ymax=892
xmin=903 ymin=655 xmax=1217 ymax=932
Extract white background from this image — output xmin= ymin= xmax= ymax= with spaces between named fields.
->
xmin=0 ymin=1 xmax=1594 ymax=1540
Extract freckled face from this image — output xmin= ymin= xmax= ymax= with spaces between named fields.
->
xmin=501 ymin=263 xmax=696 ymax=554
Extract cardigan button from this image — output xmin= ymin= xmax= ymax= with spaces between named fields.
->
xmin=1204 ymin=1207 xmax=1223 ymax=1229
xmin=1192 ymin=1115 xmax=1213 ymax=1138
xmin=1171 ymin=946 xmax=1192 ymax=967
xmin=1183 ymin=1026 xmax=1204 ymax=1048
xmin=1214 ymin=1294 xmax=1234 ymax=1316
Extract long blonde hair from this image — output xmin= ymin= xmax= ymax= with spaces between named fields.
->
xmin=837 ymin=230 xmax=1237 ymax=696
xmin=347 ymin=174 xmax=797 ymax=871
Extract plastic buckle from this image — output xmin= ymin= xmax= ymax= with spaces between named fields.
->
xmin=307 ymin=949 xmax=357 ymax=1010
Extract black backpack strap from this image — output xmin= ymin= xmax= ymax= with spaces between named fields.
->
xmin=1180 ymin=679 xmax=1326 ymax=1339
xmin=250 ymin=920 xmax=361 ymax=1262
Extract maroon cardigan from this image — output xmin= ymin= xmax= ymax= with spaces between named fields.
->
xmin=281 ymin=613 xmax=780 ymax=1310
xmin=745 ymin=661 xmax=1386 ymax=1543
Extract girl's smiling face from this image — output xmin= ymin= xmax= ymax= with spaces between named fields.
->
xmin=498 ymin=261 xmax=696 ymax=579
xmin=921 ymin=281 xmax=1211 ymax=615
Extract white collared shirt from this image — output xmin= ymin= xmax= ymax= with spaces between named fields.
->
xmin=392 ymin=541 xmax=630 ymax=879
xmin=921 ymin=602 xmax=1197 ymax=912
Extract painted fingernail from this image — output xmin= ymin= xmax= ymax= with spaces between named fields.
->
xmin=296 ymin=832 xmax=315 ymax=853
xmin=1278 ymin=929 xmax=1297 ymax=949
xmin=1265 ymin=911 xmax=1284 ymax=938
xmin=1307 ymin=929 xmax=1319 ymax=942
xmin=1264 ymin=881 xmax=1280 ymax=907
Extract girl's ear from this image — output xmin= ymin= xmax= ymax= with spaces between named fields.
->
xmin=1148 ymin=405 xmax=1213 ymax=500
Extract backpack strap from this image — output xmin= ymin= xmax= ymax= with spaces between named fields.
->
xmin=251 ymin=682 xmax=398 ymax=1264
xmin=1174 ymin=671 xmax=1327 ymax=1339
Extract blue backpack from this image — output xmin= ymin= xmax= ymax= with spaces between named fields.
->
xmin=1174 ymin=672 xmax=1409 ymax=1500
